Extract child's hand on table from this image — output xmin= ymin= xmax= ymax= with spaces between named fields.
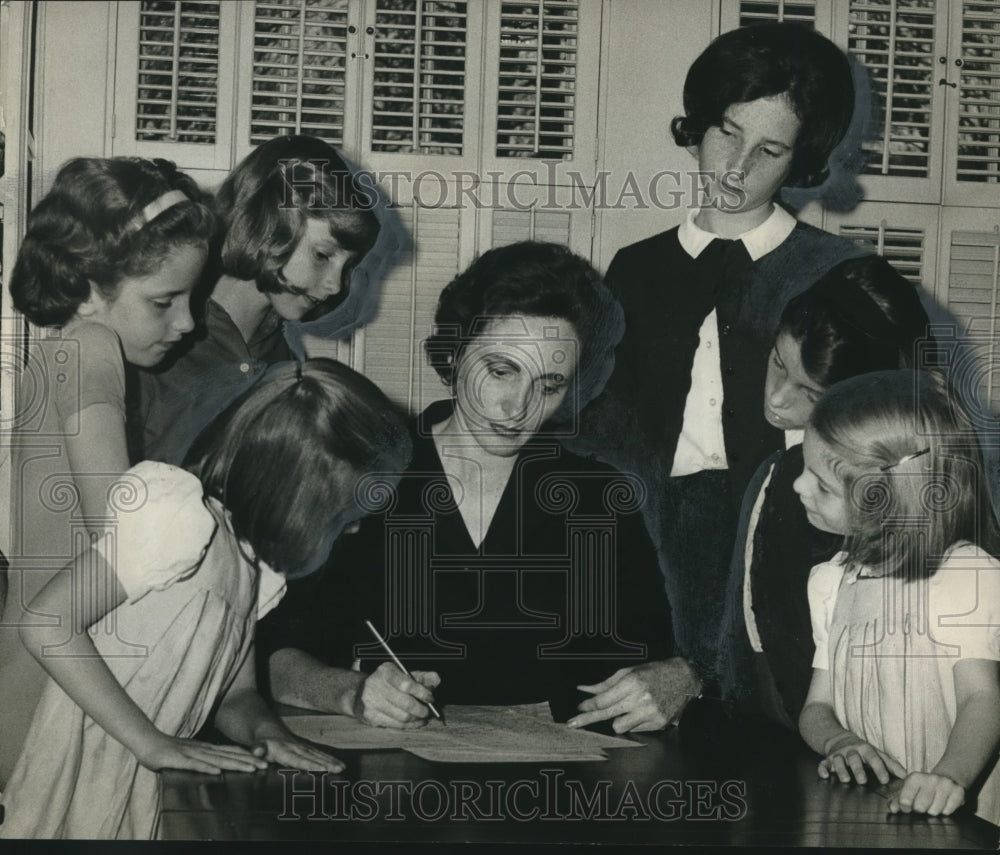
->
xmin=887 ymin=772 xmax=965 ymax=817
xmin=353 ymin=662 xmax=441 ymax=729
xmin=567 ymin=658 xmax=702 ymax=733
xmin=137 ymin=734 xmax=269 ymax=775
xmin=250 ymin=737 xmax=344 ymax=774
xmin=819 ymin=732 xmax=906 ymax=786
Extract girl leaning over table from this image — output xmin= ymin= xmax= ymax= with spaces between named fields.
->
xmin=0 ymin=359 xmax=411 ymax=839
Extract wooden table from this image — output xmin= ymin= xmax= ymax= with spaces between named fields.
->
xmin=157 ymin=702 xmax=1000 ymax=849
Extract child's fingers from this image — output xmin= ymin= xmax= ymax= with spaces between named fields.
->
xmin=877 ymin=751 xmax=907 ymax=780
xmin=175 ymin=747 xmax=259 ymax=774
xmin=182 ymin=759 xmax=224 ymax=775
xmin=193 ymin=742 xmax=262 ymax=760
xmin=893 ymin=776 xmax=919 ymax=813
xmin=827 ymin=752 xmax=854 ymax=784
xmin=862 ymin=752 xmax=891 ymax=785
xmin=844 ymin=752 xmax=869 ymax=785
xmin=910 ymin=781 xmax=937 ymax=814
xmin=927 ymin=787 xmax=954 ymax=817
xmin=943 ymin=787 xmax=966 ymax=816
xmin=196 ymin=746 xmax=268 ymax=772
xmin=262 ymin=740 xmax=344 ymax=774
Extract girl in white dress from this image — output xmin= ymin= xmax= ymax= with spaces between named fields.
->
xmin=797 ymin=369 xmax=1000 ymax=825
xmin=0 ymin=358 xmax=411 ymax=839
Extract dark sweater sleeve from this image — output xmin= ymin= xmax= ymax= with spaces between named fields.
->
xmin=617 ymin=505 xmax=674 ymax=663
xmin=714 ymin=451 xmax=780 ymax=701
xmin=254 ymin=531 xmax=373 ymax=695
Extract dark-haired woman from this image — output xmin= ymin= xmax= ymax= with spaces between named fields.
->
xmin=133 ymin=134 xmax=381 ymax=465
xmin=259 ymin=241 xmax=700 ymax=732
xmin=577 ymin=24 xmax=868 ymax=686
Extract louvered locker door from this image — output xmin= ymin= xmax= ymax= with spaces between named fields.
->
xmin=718 ymin=0 xmax=833 ymax=32
xmin=112 ymin=0 xmax=237 ymax=169
xmin=937 ymin=207 xmax=1000 ymax=413
xmin=350 ymin=178 xmax=477 ymax=413
xmin=831 ymin=0 xmax=949 ymax=204
xmin=476 ymin=182 xmax=594 ymax=260
xmin=823 ymin=202 xmax=940 ymax=351
xmin=233 ymin=0 xmax=365 ymax=163
xmin=942 ymin=0 xmax=1000 ymax=207
xmin=357 ymin=0 xmax=484 ymax=177
xmin=720 ymin=0 xmax=948 ymax=204
xmin=824 ymin=202 xmax=938 ymax=292
xmin=478 ymin=0 xmax=602 ymax=189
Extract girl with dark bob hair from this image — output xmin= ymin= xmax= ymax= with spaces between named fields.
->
xmin=579 ymin=23 xmax=868 ymax=688
xmin=134 ymin=134 xmax=381 ymax=465
xmin=260 ymin=242 xmax=700 ymax=733
xmin=671 ymin=23 xmax=855 ymax=189
xmin=0 ymin=359 xmax=412 ymax=839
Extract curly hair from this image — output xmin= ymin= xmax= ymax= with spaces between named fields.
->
xmin=424 ymin=241 xmax=624 ymax=422
xmin=10 ymin=157 xmax=213 ymax=326
xmin=670 ymin=23 xmax=854 ymax=188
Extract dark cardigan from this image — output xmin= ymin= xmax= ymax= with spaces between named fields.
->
xmin=258 ymin=400 xmax=674 ymax=722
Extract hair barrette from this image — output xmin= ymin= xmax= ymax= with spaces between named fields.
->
xmin=880 ymin=447 xmax=930 ymax=471
xmin=126 ymin=189 xmax=189 ymax=234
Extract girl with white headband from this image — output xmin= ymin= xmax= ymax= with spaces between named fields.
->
xmin=0 ymin=156 xmax=213 ymax=790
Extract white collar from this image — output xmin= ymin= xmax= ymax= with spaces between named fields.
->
xmin=677 ymin=205 xmax=797 ymax=262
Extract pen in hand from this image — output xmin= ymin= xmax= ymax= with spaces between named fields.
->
xmin=364 ymin=620 xmax=446 ymax=726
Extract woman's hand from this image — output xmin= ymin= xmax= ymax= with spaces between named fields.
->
xmin=888 ymin=772 xmax=965 ymax=817
xmin=352 ymin=663 xmax=441 ymax=729
xmin=567 ymin=658 xmax=702 ymax=733
xmin=819 ymin=732 xmax=906 ymax=786
xmin=136 ymin=734 xmax=269 ymax=775
xmin=250 ymin=737 xmax=344 ymax=774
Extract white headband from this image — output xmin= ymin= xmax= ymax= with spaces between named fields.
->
xmin=126 ymin=189 xmax=190 ymax=233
